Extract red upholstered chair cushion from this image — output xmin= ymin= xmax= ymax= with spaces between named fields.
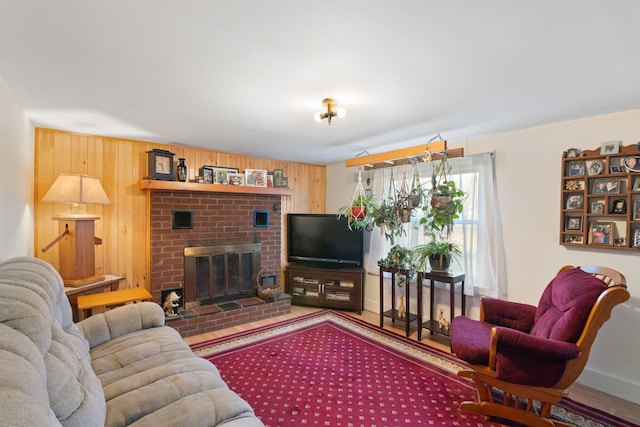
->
xmin=530 ymin=268 xmax=607 ymax=343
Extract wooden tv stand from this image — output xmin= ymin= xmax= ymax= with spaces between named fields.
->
xmin=285 ymin=264 xmax=364 ymax=314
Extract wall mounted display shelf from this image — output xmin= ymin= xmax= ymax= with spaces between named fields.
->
xmin=139 ymin=179 xmax=292 ymax=196
xmin=560 ymin=143 xmax=640 ymax=250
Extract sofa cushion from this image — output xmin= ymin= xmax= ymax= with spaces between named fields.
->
xmin=530 ymin=268 xmax=607 ymax=342
xmin=0 ymin=257 xmax=106 ymax=426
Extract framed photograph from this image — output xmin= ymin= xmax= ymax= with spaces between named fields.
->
xmin=227 ymin=172 xmax=244 ymax=186
xmin=564 ymin=179 xmax=585 ymax=191
xmin=565 ymin=194 xmax=583 ymax=210
xmin=591 ymin=178 xmax=620 ymax=194
xmin=565 ymin=217 xmax=582 ymax=231
xmin=585 ymin=159 xmax=604 ymax=175
xmin=609 ymin=199 xmax=626 ymax=215
xmin=614 ymin=237 xmax=626 ymax=247
xmin=600 ymin=140 xmax=621 ymax=155
xmin=273 ymin=168 xmax=284 ymax=178
xmin=266 ymin=173 xmax=274 ymax=188
xmin=201 ymin=166 xmax=215 ymax=184
xmin=634 ymin=200 xmax=640 ymax=220
xmin=568 ymin=161 xmax=585 ymax=176
xmin=563 ymin=235 xmax=583 ymax=244
xmin=610 ymin=165 xmax=626 ymax=174
xmin=279 ymin=177 xmax=288 ymax=188
xmin=211 ymin=167 xmax=240 ymax=184
xmin=634 ymin=177 xmax=640 ymax=191
xmin=245 ymin=169 xmax=267 ymax=187
xmin=589 ymin=221 xmax=613 ymax=245
xmin=623 ymin=156 xmax=640 ymax=172
xmin=590 ymin=200 xmax=605 ymax=214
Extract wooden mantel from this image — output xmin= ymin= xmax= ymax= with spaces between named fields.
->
xmin=139 ymin=179 xmax=293 ymax=196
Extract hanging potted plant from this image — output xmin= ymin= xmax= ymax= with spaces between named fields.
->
xmin=370 ymin=197 xmax=406 ymax=244
xmin=337 ymin=169 xmax=379 ymax=231
xmin=407 ymin=164 xmax=424 ymax=209
xmin=415 ymin=157 xmax=466 ymax=272
xmin=337 ymin=193 xmax=378 ymax=231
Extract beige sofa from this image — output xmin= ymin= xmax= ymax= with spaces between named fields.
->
xmin=0 ymin=256 xmax=264 ymax=427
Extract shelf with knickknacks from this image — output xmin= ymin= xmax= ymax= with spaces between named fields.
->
xmin=560 ymin=141 xmax=640 ymax=250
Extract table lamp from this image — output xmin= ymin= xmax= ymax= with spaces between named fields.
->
xmin=41 ymin=173 xmax=110 ymax=286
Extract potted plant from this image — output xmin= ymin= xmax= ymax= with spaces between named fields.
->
xmin=337 ymin=193 xmax=378 ymax=231
xmin=370 ymin=197 xmax=406 ymax=243
xmin=413 ymin=239 xmax=462 ymax=272
xmin=416 ymin=157 xmax=466 ymax=271
xmin=378 ymin=244 xmax=415 ymax=286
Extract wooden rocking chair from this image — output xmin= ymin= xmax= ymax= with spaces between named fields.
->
xmin=449 ymin=266 xmax=629 ymax=427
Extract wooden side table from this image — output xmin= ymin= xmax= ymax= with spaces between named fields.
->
xmin=379 ymin=266 xmax=419 ymax=337
xmin=65 ymin=275 xmax=125 ymax=322
xmin=418 ymin=271 xmax=465 ymax=341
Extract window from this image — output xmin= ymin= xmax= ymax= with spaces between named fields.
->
xmin=366 ymin=153 xmax=505 ymax=297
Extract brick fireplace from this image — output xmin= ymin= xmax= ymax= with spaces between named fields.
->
xmin=149 ymin=190 xmax=289 ymax=336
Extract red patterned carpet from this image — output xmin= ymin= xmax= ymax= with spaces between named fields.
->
xmin=191 ymin=310 xmax=636 ymax=427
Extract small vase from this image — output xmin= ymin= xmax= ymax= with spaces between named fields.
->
xmin=177 ymin=158 xmax=187 ymax=182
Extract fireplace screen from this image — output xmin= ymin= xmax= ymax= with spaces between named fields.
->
xmin=184 ymin=243 xmax=261 ymax=307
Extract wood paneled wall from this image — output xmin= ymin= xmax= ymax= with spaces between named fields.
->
xmin=34 ymin=128 xmax=326 ymax=290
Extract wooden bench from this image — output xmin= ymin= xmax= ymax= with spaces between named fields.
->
xmin=76 ymin=287 xmax=152 ymax=320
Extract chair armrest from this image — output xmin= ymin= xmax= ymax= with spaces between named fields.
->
xmin=494 ymin=326 xmax=581 ymax=361
xmin=77 ymin=301 xmax=165 ymax=349
xmin=481 ymin=298 xmax=536 ymax=332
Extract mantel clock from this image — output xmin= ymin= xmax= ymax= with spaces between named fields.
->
xmin=146 ymin=149 xmax=175 ymax=181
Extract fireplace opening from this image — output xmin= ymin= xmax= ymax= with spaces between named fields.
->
xmin=183 ymin=243 xmax=261 ymax=308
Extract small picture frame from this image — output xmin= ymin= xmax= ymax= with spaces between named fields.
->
xmin=565 ymin=216 xmax=582 ymax=231
xmin=586 ymin=159 xmax=604 ymax=175
xmin=590 ymin=200 xmax=605 ymax=214
xmin=589 ymin=221 xmax=613 ymax=245
xmin=592 ymin=178 xmax=620 ymax=194
xmin=623 ymin=156 xmax=640 ymax=172
xmin=266 ymin=173 xmax=274 ymax=188
xmin=245 ymin=169 xmax=268 ymax=187
xmin=634 ymin=200 xmax=640 ymax=220
xmin=273 ymin=169 xmax=284 ymax=178
xmin=564 ymin=179 xmax=585 ymax=191
xmin=614 ymin=237 xmax=626 ymax=247
xmin=278 ymin=176 xmax=288 ymax=188
xmin=227 ymin=173 xmax=244 ymax=186
xmin=609 ymin=199 xmax=626 ymax=215
xmin=564 ymin=235 xmax=584 ymax=244
xmin=600 ymin=140 xmax=621 ymax=155
xmin=568 ymin=161 xmax=585 ymax=176
xmin=565 ymin=195 xmax=583 ymax=210
xmin=201 ymin=166 xmax=215 ymax=184
xmin=610 ymin=165 xmax=626 ymax=174
xmin=634 ymin=177 xmax=640 ymax=191
xmin=212 ymin=167 xmax=240 ymax=184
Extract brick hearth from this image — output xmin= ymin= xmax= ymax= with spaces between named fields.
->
xmin=166 ymin=295 xmax=291 ymax=338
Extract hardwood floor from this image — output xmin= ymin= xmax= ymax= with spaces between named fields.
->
xmin=184 ymin=306 xmax=640 ymax=425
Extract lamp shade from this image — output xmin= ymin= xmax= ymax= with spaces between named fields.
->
xmin=42 ymin=173 xmax=110 ymax=205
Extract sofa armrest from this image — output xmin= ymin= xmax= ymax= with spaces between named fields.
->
xmin=77 ymin=302 xmax=165 ymax=349
xmin=494 ymin=326 xmax=581 ymax=361
xmin=481 ymin=298 xmax=536 ymax=332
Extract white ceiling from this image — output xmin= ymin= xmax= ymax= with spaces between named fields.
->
xmin=2 ymin=1 xmax=640 ymax=165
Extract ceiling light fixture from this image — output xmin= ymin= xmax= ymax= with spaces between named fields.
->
xmin=314 ymin=98 xmax=346 ymax=125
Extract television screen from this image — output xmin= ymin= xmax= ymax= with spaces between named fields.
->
xmin=287 ymin=214 xmax=364 ymax=268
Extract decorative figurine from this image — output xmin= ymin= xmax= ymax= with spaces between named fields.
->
xmin=397 ymin=294 xmax=405 ymax=319
xmin=162 ymin=291 xmax=181 ymax=317
xmin=438 ymin=308 xmax=450 ymax=331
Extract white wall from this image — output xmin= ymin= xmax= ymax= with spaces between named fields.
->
xmin=327 ymin=109 xmax=640 ymax=404
xmin=0 ymin=76 xmax=34 ymax=259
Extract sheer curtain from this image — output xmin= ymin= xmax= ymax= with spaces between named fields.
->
xmin=366 ymin=152 xmax=506 ymax=297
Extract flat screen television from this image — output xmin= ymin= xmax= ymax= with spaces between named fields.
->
xmin=287 ymin=213 xmax=364 ymax=268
